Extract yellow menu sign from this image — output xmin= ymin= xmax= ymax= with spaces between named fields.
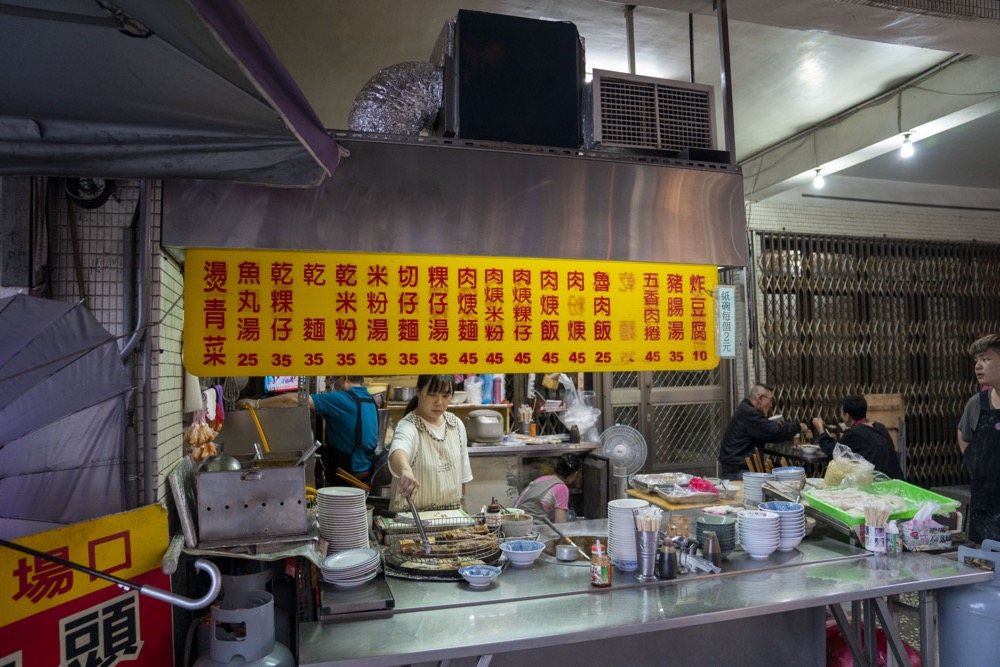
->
xmin=183 ymin=249 xmax=719 ymax=375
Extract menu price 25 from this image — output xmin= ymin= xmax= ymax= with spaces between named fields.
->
xmin=183 ymin=249 xmax=720 ymax=375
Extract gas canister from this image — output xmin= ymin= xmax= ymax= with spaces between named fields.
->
xmin=938 ymin=539 xmax=1000 ymax=664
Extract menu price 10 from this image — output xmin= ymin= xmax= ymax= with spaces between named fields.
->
xmin=236 ymin=348 xmax=711 ymax=372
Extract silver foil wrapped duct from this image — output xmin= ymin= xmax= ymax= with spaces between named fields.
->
xmin=348 ymin=61 xmax=443 ymax=135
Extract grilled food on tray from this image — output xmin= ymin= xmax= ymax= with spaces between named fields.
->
xmin=398 ymin=524 xmax=497 ymax=557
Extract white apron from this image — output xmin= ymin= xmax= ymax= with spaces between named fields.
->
xmin=390 ymin=412 xmax=464 ymax=511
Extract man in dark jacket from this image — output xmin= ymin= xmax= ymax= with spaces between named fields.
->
xmin=718 ymin=383 xmax=807 ymax=480
xmin=810 ymin=395 xmax=904 ymax=480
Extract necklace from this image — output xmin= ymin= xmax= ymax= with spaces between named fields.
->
xmin=408 ymin=412 xmax=455 ymax=443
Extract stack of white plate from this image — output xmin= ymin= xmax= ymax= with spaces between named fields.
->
xmin=737 ymin=510 xmax=780 ymax=560
xmin=606 ymin=498 xmax=649 ymax=571
xmin=316 ymin=487 xmax=370 ymax=552
xmin=772 ymin=466 xmax=806 ymax=485
xmin=758 ymin=501 xmax=806 ymax=552
xmin=320 ymin=547 xmax=381 ymax=587
xmin=742 ymin=472 xmax=774 ymax=505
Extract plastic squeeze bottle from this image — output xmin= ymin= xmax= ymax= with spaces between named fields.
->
xmin=591 ymin=539 xmax=612 ymax=587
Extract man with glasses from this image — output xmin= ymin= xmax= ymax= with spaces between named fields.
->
xmin=718 ymin=383 xmax=808 ymax=480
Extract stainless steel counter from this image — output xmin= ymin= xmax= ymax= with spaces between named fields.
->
xmin=299 ymin=519 xmax=991 ymax=667
xmin=466 ymin=442 xmax=599 ymax=457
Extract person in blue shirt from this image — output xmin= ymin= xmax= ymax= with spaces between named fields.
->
xmin=239 ymin=375 xmax=379 ymax=483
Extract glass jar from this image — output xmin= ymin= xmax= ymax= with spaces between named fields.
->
xmin=667 ymin=515 xmax=689 ymax=539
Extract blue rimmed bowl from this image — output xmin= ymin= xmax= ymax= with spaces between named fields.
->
xmin=499 ymin=539 xmax=545 ymax=567
xmin=458 ymin=564 xmax=502 ymax=588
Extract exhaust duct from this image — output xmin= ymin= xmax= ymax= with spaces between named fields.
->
xmin=347 ymin=61 xmax=443 ymax=136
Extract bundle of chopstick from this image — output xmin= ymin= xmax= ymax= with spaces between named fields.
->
xmin=633 ymin=506 xmax=663 ymax=532
xmin=518 ymin=404 xmax=533 ymax=425
xmin=863 ymin=504 xmax=890 ymax=527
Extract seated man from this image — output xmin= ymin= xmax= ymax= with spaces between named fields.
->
xmin=718 ymin=383 xmax=808 ymax=480
xmin=810 ymin=395 xmax=904 ymax=480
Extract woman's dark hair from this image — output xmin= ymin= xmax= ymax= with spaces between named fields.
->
xmin=555 ymin=454 xmax=581 ymax=478
xmin=404 ymin=374 xmax=455 ymax=415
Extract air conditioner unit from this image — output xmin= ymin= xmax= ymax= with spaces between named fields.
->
xmin=589 ymin=69 xmax=716 ymax=155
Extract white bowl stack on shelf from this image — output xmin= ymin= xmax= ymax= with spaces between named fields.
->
xmin=741 ymin=472 xmax=775 ymax=505
xmin=607 ymin=498 xmax=649 ymax=571
xmin=320 ymin=547 xmax=381 ymax=587
xmin=316 ymin=487 xmax=370 ymax=553
xmin=758 ymin=501 xmax=807 ymax=552
xmin=737 ymin=510 xmax=780 ymax=560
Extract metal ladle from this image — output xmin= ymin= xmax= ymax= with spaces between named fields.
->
xmin=541 ymin=515 xmax=590 ymax=561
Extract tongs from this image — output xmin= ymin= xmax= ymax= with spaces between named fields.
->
xmin=406 ymin=498 xmax=432 ymax=555
xmin=542 ymin=515 xmax=590 ymax=561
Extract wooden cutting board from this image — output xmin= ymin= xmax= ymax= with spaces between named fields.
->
xmin=626 ymin=482 xmax=745 ymax=511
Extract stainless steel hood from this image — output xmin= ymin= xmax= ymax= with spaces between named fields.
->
xmin=163 ymin=134 xmax=747 ymax=267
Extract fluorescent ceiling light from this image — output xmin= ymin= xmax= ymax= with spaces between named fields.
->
xmin=900 ymin=133 xmax=914 ymax=159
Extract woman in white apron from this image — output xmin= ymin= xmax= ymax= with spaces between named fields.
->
xmin=388 ymin=375 xmax=472 ymax=512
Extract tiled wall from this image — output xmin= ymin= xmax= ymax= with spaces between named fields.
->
xmin=41 ymin=180 xmax=183 ymax=503
xmin=153 ymin=210 xmax=186 ymax=503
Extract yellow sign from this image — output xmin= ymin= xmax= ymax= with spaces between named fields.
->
xmin=0 ymin=504 xmax=167 ymax=626
xmin=183 ymin=249 xmax=719 ymax=375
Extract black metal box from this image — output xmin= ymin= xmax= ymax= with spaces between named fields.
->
xmin=442 ymin=9 xmax=584 ymax=148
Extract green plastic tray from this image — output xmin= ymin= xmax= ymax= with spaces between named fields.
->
xmin=801 ymin=479 xmax=960 ymax=527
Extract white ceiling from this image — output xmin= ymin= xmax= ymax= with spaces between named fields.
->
xmin=240 ymin=0 xmax=1000 ymax=220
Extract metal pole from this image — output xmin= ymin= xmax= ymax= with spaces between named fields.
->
xmin=624 ymin=5 xmax=636 ymax=75
xmin=688 ymin=13 xmax=695 ymax=83
xmin=0 ymin=537 xmax=221 ymax=611
xmin=715 ymin=0 xmax=737 ymax=163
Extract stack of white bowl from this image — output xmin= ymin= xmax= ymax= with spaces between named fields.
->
xmin=320 ymin=547 xmax=381 ymax=587
xmin=316 ymin=487 xmax=370 ymax=552
xmin=737 ymin=510 xmax=780 ymax=559
xmin=741 ymin=472 xmax=774 ymax=505
xmin=606 ymin=498 xmax=649 ymax=571
xmin=758 ymin=501 xmax=806 ymax=552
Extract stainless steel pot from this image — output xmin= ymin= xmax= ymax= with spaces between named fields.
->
xmin=390 ymin=386 xmax=416 ymax=402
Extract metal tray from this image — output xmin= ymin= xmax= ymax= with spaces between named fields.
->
xmin=631 ymin=472 xmax=692 ymax=493
xmin=654 ymin=487 xmax=719 ymax=505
